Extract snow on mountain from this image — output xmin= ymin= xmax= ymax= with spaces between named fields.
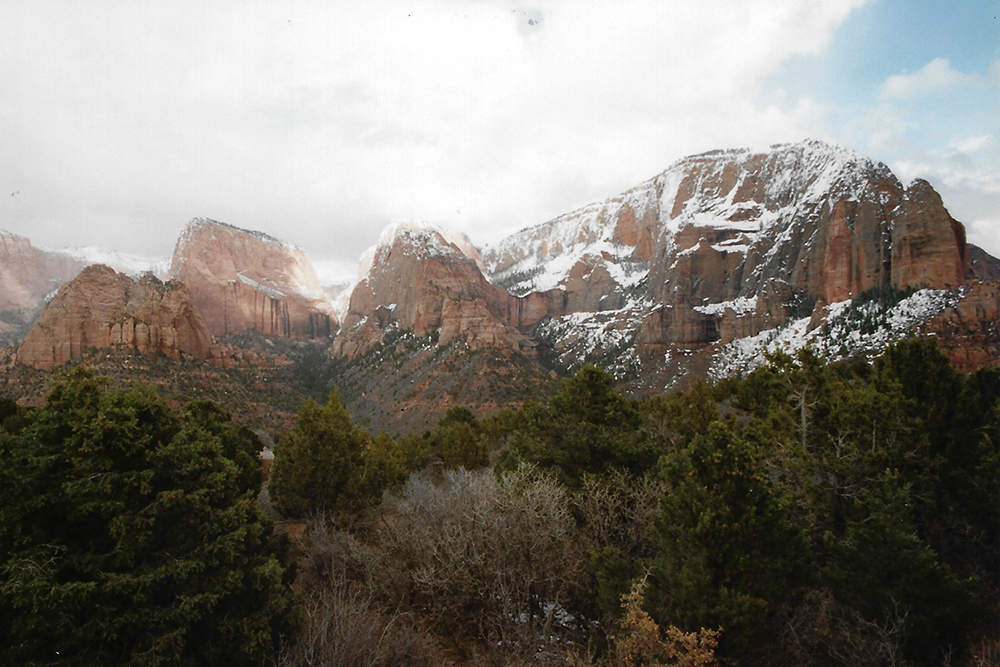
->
xmin=52 ymin=246 xmax=170 ymax=279
xmin=707 ymin=288 xmax=961 ymax=380
xmin=483 ymin=140 xmax=896 ymax=302
xmin=334 ymin=219 xmax=484 ymax=323
xmin=483 ymin=178 xmax=657 ymax=296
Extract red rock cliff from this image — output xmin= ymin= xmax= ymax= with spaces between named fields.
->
xmin=16 ymin=264 xmax=214 ymax=370
xmin=0 ymin=230 xmax=84 ymax=312
xmin=169 ymin=219 xmax=333 ymax=339
xmin=333 ymin=222 xmax=528 ymax=359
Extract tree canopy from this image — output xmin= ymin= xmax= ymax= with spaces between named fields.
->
xmin=0 ymin=369 xmax=297 ymax=666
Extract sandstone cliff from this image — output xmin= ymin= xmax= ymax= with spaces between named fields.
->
xmin=0 ymin=231 xmax=86 ymax=343
xmin=316 ymin=140 xmax=998 ymax=400
xmin=333 ymin=221 xmax=529 ymax=359
xmin=169 ymin=218 xmax=333 ymax=339
xmin=483 ymin=140 xmax=975 ymax=368
xmin=926 ymin=280 xmax=1000 ymax=372
xmin=0 ymin=230 xmax=86 ymax=312
xmin=16 ymin=264 xmax=215 ymax=370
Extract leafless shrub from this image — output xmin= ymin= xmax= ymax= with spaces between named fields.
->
xmin=778 ymin=589 xmax=914 ymax=667
xmin=375 ymin=465 xmax=590 ymax=662
xmin=575 ymin=470 xmax=663 ymax=556
xmin=971 ymin=637 xmax=1000 ymax=667
xmin=278 ymin=580 xmax=446 ymax=667
xmin=294 ymin=510 xmax=385 ymax=592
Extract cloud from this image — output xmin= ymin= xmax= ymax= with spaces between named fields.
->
xmin=0 ymin=0 xmax=868 ymax=263
xmin=949 ymin=135 xmax=993 ymax=154
xmin=879 ymin=58 xmax=982 ymax=100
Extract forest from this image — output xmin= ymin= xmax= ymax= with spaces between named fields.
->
xmin=1 ymin=337 xmax=997 ymax=666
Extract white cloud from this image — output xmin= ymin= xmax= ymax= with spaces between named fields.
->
xmin=967 ymin=217 xmax=1000 ymax=256
xmin=0 ymin=0 xmax=867 ymax=263
xmin=949 ymin=135 xmax=993 ymax=154
xmin=879 ymin=58 xmax=982 ymax=100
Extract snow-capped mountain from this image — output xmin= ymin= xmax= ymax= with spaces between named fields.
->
xmin=336 ymin=140 xmax=997 ymax=393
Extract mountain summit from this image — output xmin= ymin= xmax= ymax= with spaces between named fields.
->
xmin=335 ymin=140 xmax=995 ymax=398
xmin=169 ymin=218 xmax=334 ymax=339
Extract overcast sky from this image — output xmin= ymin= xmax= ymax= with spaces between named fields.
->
xmin=1 ymin=0 xmax=997 ymax=283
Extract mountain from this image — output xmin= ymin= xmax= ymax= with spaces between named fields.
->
xmin=333 ymin=220 xmax=534 ymax=359
xmin=15 ymin=264 xmax=216 ymax=370
xmin=336 ymin=140 xmax=997 ymax=401
xmin=169 ymin=218 xmax=334 ymax=339
xmin=2 ymin=140 xmax=996 ymax=432
xmin=0 ymin=230 xmax=85 ymax=346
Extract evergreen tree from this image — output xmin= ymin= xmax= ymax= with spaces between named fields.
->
xmin=269 ymin=390 xmax=369 ymax=519
xmin=509 ymin=365 xmax=653 ymax=485
xmin=823 ymin=471 xmax=974 ymax=665
xmin=0 ymin=369 xmax=296 ymax=666
xmin=435 ymin=407 xmax=489 ymax=470
xmin=648 ymin=421 xmax=813 ymax=657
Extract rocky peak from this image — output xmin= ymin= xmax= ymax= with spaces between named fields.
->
xmin=16 ymin=264 xmax=215 ymax=370
xmin=169 ymin=218 xmax=333 ymax=339
xmin=332 ymin=221 xmax=528 ymax=360
xmin=0 ymin=230 xmax=84 ymax=312
xmin=472 ymin=140 xmax=983 ymax=383
xmin=890 ymin=179 xmax=967 ymax=291
xmin=330 ymin=141 xmax=988 ymax=385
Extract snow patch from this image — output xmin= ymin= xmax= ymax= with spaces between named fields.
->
xmin=52 ymin=246 xmax=170 ymax=279
xmin=694 ymin=296 xmax=757 ymax=317
xmin=708 ymin=288 xmax=957 ymax=379
xmin=237 ymin=272 xmax=286 ymax=299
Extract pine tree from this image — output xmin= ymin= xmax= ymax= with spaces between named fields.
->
xmin=648 ymin=421 xmax=813 ymax=657
xmin=0 ymin=368 xmax=297 ymax=666
xmin=269 ymin=390 xmax=369 ymax=519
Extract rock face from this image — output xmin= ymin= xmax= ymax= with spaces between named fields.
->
xmin=968 ymin=244 xmax=1000 ymax=282
xmin=0 ymin=230 xmax=84 ymax=311
xmin=332 ymin=140 xmax=994 ymax=391
xmin=926 ymin=280 xmax=1000 ymax=372
xmin=0 ymin=231 xmax=86 ymax=346
xmin=890 ymin=179 xmax=967 ymax=291
xmin=0 ymin=231 xmax=85 ymax=312
xmin=169 ymin=219 xmax=333 ymax=339
xmin=333 ymin=221 xmax=529 ymax=359
xmin=483 ymin=140 xmax=977 ymax=367
xmin=16 ymin=264 xmax=215 ymax=370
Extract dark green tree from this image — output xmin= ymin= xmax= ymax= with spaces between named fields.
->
xmin=0 ymin=369 xmax=297 ymax=666
xmin=648 ymin=421 xmax=813 ymax=657
xmin=508 ymin=365 xmax=653 ymax=485
xmin=823 ymin=471 xmax=974 ymax=665
xmin=269 ymin=390 xmax=370 ymax=519
xmin=435 ymin=407 xmax=489 ymax=470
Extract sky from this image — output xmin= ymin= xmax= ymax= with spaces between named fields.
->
xmin=1 ymin=0 xmax=997 ymax=283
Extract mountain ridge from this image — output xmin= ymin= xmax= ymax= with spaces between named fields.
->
xmin=3 ymin=139 xmax=998 ymax=430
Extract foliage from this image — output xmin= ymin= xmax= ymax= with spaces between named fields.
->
xmin=265 ymin=342 xmax=997 ymax=666
xmin=435 ymin=406 xmax=489 ymax=470
xmin=269 ymin=389 xmax=396 ymax=520
xmin=614 ymin=579 xmax=719 ymax=667
xmin=648 ymin=421 xmax=813 ymax=657
xmin=0 ymin=368 xmax=296 ymax=666
xmin=505 ymin=365 xmax=656 ymax=486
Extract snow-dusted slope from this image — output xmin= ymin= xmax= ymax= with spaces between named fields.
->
xmin=484 ymin=178 xmax=658 ymax=295
xmin=335 ymin=219 xmax=483 ymax=323
xmin=472 ymin=139 xmax=978 ymax=385
xmin=53 ymin=246 xmax=170 ymax=279
xmin=483 ymin=139 xmax=897 ymax=302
